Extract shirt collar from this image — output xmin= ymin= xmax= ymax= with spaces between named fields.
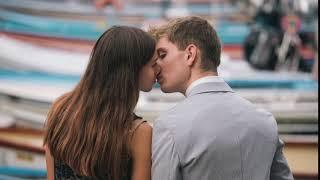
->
xmin=185 ymin=76 xmax=225 ymax=97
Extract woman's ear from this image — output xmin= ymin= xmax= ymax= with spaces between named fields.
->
xmin=185 ymin=44 xmax=198 ymax=66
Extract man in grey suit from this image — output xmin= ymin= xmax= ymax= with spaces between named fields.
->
xmin=149 ymin=16 xmax=294 ymax=180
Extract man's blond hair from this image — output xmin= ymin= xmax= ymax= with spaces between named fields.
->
xmin=149 ymin=16 xmax=221 ymax=71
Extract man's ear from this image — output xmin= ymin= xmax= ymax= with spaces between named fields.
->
xmin=185 ymin=44 xmax=198 ymax=66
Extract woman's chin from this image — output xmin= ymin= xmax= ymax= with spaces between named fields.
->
xmin=140 ymin=86 xmax=153 ymax=92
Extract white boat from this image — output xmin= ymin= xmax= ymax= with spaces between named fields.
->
xmin=0 ymin=35 xmax=89 ymax=76
xmin=0 ymin=74 xmax=317 ymax=132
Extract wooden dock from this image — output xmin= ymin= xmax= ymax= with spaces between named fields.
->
xmin=0 ymin=127 xmax=317 ymax=179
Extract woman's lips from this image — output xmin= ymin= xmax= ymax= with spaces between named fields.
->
xmin=157 ymin=76 xmax=163 ymax=83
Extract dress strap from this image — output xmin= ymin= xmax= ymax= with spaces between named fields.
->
xmin=133 ymin=113 xmax=142 ymax=120
xmin=131 ymin=119 xmax=147 ymax=133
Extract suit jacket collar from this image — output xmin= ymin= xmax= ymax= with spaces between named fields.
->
xmin=187 ymin=81 xmax=234 ymax=97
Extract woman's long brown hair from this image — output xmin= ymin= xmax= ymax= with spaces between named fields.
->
xmin=43 ymin=26 xmax=155 ymax=179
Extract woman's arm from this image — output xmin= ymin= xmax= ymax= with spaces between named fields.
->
xmin=44 ymin=145 xmax=55 ymax=180
xmin=130 ymin=122 xmax=152 ymax=180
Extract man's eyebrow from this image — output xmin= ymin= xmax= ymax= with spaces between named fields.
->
xmin=156 ymin=48 xmax=167 ymax=53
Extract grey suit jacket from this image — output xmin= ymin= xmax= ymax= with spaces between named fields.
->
xmin=152 ymin=81 xmax=293 ymax=180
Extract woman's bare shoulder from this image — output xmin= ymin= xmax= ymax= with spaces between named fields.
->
xmin=130 ymin=119 xmax=152 ymax=157
xmin=131 ymin=119 xmax=151 ymax=132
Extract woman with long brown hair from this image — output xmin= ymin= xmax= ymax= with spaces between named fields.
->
xmin=43 ymin=26 xmax=158 ymax=180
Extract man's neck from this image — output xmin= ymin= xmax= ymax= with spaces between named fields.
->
xmin=182 ymin=71 xmax=218 ymax=95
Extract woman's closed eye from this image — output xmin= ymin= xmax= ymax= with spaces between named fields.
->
xmin=151 ymin=62 xmax=157 ymax=68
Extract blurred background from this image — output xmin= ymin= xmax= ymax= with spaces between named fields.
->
xmin=0 ymin=0 xmax=318 ymax=179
